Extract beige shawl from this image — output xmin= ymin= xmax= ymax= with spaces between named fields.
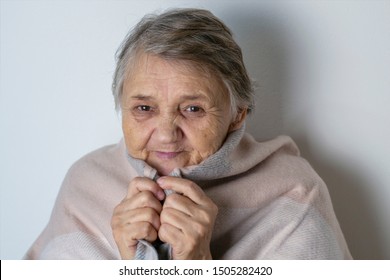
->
xmin=25 ymin=127 xmax=352 ymax=259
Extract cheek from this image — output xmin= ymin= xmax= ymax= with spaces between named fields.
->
xmin=122 ymin=116 xmax=153 ymax=154
xmin=184 ymin=118 xmax=229 ymax=154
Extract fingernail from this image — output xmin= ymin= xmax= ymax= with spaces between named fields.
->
xmin=157 ymin=177 xmax=165 ymax=185
xmin=157 ymin=190 xmax=165 ymax=201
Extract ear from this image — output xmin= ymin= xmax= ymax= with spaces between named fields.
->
xmin=229 ymin=108 xmax=247 ymax=132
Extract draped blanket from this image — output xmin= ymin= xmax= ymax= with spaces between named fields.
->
xmin=25 ymin=127 xmax=352 ymax=259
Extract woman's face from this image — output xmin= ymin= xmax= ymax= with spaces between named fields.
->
xmin=121 ymin=54 xmax=244 ymax=176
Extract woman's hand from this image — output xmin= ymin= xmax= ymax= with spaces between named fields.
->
xmin=111 ymin=177 xmax=165 ymax=259
xmin=157 ymin=176 xmax=218 ymax=260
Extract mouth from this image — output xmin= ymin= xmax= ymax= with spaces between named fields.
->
xmin=154 ymin=151 xmax=182 ymax=160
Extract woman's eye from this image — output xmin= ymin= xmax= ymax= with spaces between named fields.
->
xmin=185 ymin=106 xmax=202 ymax=113
xmin=137 ymin=105 xmax=152 ymax=112
xmin=182 ymin=105 xmax=205 ymax=118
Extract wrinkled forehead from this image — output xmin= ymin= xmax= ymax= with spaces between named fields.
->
xmin=127 ymin=51 xmax=217 ymax=80
xmin=120 ymin=52 xmax=231 ymax=109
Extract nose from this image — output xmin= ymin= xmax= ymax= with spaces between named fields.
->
xmin=155 ymin=114 xmax=182 ymax=144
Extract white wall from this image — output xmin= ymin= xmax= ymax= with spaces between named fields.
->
xmin=1 ymin=0 xmax=389 ymax=259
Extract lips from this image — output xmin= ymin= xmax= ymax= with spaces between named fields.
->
xmin=155 ymin=151 xmax=182 ymax=160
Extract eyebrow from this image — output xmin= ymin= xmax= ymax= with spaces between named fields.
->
xmin=179 ymin=94 xmax=210 ymax=102
xmin=130 ymin=94 xmax=155 ymax=101
xmin=130 ymin=93 xmax=210 ymax=102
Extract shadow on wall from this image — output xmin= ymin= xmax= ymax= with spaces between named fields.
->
xmin=225 ymin=11 xmax=286 ymax=141
xmin=294 ymin=136 xmax=386 ymax=259
xmin=226 ymin=11 xmax=385 ymax=259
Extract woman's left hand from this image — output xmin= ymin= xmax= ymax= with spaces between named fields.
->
xmin=157 ymin=176 xmax=218 ymax=260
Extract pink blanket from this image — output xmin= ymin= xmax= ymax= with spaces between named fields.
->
xmin=25 ymin=127 xmax=352 ymax=259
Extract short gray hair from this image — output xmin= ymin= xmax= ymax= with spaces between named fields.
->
xmin=112 ymin=8 xmax=254 ymax=116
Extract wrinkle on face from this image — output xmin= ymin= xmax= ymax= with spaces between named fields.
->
xmin=121 ymin=53 xmax=240 ymax=175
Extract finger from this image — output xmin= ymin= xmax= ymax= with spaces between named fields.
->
xmin=124 ymin=221 xmax=159 ymax=243
xmin=127 ymin=177 xmax=165 ymax=201
xmin=160 ymin=207 xmax=190 ymax=230
xmin=163 ymin=193 xmax=196 ymax=217
xmin=118 ymin=191 xmax=163 ymax=214
xmin=160 ymin=207 xmax=210 ymax=238
xmin=157 ymin=177 xmax=205 ymax=205
xmin=158 ymin=222 xmax=183 ymax=248
xmin=112 ymin=207 xmax=161 ymax=231
xmin=115 ymin=221 xmax=158 ymax=259
xmin=114 ymin=223 xmax=155 ymax=251
xmin=159 ymin=222 xmax=201 ymax=260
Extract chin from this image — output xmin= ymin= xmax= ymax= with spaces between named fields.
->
xmin=149 ymin=160 xmax=174 ymax=175
xmin=150 ymin=154 xmax=190 ymax=176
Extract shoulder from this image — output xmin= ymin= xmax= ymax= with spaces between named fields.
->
xmin=223 ymin=133 xmax=352 ymax=258
xmin=232 ymin=133 xmax=330 ymax=203
xmin=26 ymin=141 xmax=131 ymax=259
xmin=232 ymin=133 xmax=317 ymax=182
xmin=241 ymin=133 xmax=301 ymax=157
xmin=232 ymin=133 xmax=301 ymax=168
xmin=59 ymin=139 xmax=135 ymax=200
xmin=244 ymin=134 xmax=334 ymax=217
xmin=66 ymin=139 xmax=131 ymax=179
xmin=251 ymin=134 xmax=319 ymax=177
xmin=69 ymin=140 xmax=125 ymax=170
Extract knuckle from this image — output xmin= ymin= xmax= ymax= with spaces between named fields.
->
xmin=185 ymin=180 xmax=194 ymax=188
xmin=188 ymin=181 xmax=198 ymax=191
xmin=158 ymin=224 xmax=166 ymax=236
xmin=165 ymin=193 xmax=180 ymax=204
xmin=145 ymin=208 xmax=160 ymax=227
xmin=140 ymin=222 xmax=154 ymax=237
xmin=138 ymin=192 xmax=152 ymax=206
xmin=131 ymin=176 xmax=144 ymax=184
xmin=210 ymin=203 xmax=218 ymax=215
xmin=202 ymin=213 xmax=213 ymax=225
xmin=128 ymin=177 xmax=141 ymax=189
xmin=198 ymin=207 xmax=216 ymax=226
xmin=193 ymin=222 xmax=207 ymax=237
xmin=128 ymin=177 xmax=153 ymax=192
xmin=144 ymin=207 xmax=157 ymax=220
xmin=159 ymin=208 xmax=172 ymax=222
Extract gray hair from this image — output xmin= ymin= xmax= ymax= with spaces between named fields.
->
xmin=112 ymin=8 xmax=254 ymax=117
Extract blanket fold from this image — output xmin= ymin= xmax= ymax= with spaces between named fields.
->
xmin=127 ymin=127 xmax=245 ymax=259
xmin=24 ymin=126 xmax=352 ymax=259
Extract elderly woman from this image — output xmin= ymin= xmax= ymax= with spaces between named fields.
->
xmin=25 ymin=8 xmax=351 ymax=260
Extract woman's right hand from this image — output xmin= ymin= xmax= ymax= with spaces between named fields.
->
xmin=111 ymin=177 xmax=165 ymax=259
